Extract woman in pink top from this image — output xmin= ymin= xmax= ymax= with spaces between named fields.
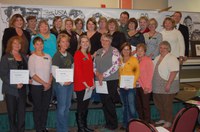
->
xmin=136 ymin=43 xmax=154 ymax=123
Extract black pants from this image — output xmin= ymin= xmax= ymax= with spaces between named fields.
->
xmin=99 ymin=80 xmax=119 ymax=129
xmin=136 ymin=88 xmax=151 ymax=123
xmin=30 ymin=85 xmax=52 ymax=131
xmin=5 ymin=90 xmax=26 ymax=132
xmin=76 ymin=89 xmax=90 ymax=113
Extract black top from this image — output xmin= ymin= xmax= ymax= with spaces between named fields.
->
xmin=60 ymin=30 xmax=78 ymax=57
xmin=83 ymin=31 xmax=102 ymax=55
xmin=126 ymin=32 xmax=145 ymax=47
xmin=110 ymin=31 xmax=126 ymax=51
xmin=178 ymin=24 xmax=189 ymax=56
xmin=2 ymin=27 xmax=31 ymax=56
xmin=50 ymin=28 xmax=61 ymax=38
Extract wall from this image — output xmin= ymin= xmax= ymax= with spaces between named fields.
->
xmin=168 ymin=0 xmax=200 ymax=12
xmin=133 ymin=0 xmax=168 ymax=10
xmin=0 ymin=0 xmax=119 ymax=8
xmin=1 ymin=0 xmax=169 ymax=10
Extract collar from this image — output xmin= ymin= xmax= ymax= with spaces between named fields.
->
xmin=176 ymin=23 xmax=180 ymax=29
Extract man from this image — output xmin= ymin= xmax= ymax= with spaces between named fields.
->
xmin=173 ymin=11 xmax=189 ymax=57
xmin=119 ymin=11 xmax=129 ymax=34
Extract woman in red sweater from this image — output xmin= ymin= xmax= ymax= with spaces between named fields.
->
xmin=74 ymin=35 xmax=94 ymax=132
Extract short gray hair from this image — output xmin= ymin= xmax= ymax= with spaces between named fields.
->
xmin=159 ymin=41 xmax=171 ymax=52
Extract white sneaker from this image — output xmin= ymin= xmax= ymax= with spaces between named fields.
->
xmin=162 ymin=122 xmax=172 ymax=128
xmin=155 ymin=120 xmax=165 ymax=125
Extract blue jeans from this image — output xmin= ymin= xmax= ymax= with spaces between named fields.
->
xmin=120 ymin=88 xmax=138 ymax=128
xmin=54 ymin=83 xmax=73 ymax=132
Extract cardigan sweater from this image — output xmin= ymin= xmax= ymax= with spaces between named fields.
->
xmin=74 ymin=51 xmax=94 ymax=91
xmin=119 ymin=56 xmax=140 ymax=88
xmin=138 ymin=56 xmax=154 ymax=92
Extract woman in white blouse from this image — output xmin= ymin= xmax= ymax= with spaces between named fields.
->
xmin=28 ymin=36 xmax=52 ymax=132
xmin=153 ymin=41 xmax=179 ymax=128
xmin=161 ymin=17 xmax=185 ymax=62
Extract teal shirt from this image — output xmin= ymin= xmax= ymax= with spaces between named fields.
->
xmin=30 ymin=33 xmax=57 ymax=57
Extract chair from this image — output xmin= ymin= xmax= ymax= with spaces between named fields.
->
xmin=128 ymin=119 xmax=158 ymax=132
xmin=171 ymin=106 xmax=199 ymax=132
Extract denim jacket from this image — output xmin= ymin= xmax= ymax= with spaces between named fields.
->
xmin=0 ymin=53 xmax=28 ymax=97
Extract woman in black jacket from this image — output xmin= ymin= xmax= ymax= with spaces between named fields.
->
xmin=2 ymin=14 xmax=31 ymax=56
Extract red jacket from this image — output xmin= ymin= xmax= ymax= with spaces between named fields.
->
xmin=74 ymin=50 xmax=94 ymax=91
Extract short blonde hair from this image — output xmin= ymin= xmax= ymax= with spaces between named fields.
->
xmin=57 ymin=33 xmax=70 ymax=50
xmin=37 ymin=19 xmax=50 ymax=33
xmin=163 ymin=17 xmax=175 ymax=29
xmin=139 ymin=16 xmax=149 ymax=23
xmin=149 ymin=18 xmax=158 ymax=28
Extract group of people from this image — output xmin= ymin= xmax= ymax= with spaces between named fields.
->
xmin=0 ymin=10 xmax=188 ymax=132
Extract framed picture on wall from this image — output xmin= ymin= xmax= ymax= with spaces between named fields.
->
xmin=190 ymin=41 xmax=200 ymax=57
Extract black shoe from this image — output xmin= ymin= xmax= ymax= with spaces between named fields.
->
xmin=120 ymin=126 xmax=126 ymax=130
xmin=42 ymin=128 xmax=48 ymax=132
xmin=84 ymin=127 xmax=94 ymax=132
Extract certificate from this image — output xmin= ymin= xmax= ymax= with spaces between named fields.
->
xmin=56 ymin=69 xmax=74 ymax=82
xmin=83 ymin=88 xmax=93 ymax=101
xmin=120 ymin=75 xmax=135 ymax=89
xmin=95 ymin=81 xmax=108 ymax=94
xmin=10 ymin=70 xmax=29 ymax=84
xmin=156 ymin=126 xmax=169 ymax=132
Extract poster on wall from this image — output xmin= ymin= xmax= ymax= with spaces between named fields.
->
xmin=1 ymin=4 xmax=200 ymax=57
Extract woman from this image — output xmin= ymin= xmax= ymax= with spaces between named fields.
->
xmin=2 ymin=13 xmax=31 ymax=56
xmin=60 ymin=18 xmax=78 ymax=56
xmin=119 ymin=42 xmax=140 ymax=130
xmin=136 ymin=43 xmax=154 ymax=123
xmin=50 ymin=16 xmax=63 ymax=38
xmin=30 ymin=19 xmax=57 ymax=58
xmin=74 ymin=35 xmax=94 ymax=132
xmin=108 ymin=18 xmax=126 ymax=51
xmin=98 ymin=17 xmax=108 ymax=34
xmin=94 ymin=33 xmax=120 ymax=130
xmin=26 ymin=15 xmax=37 ymax=37
xmin=84 ymin=17 xmax=102 ymax=56
xmin=126 ymin=18 xmax=145 ymax=55
xmin=139 ymin=16 xmax=150 ymax=34
xmin=28 ymin=36 xmax=52 ymax=132
xmin=52 ymin=34 xmax=73 ymax=132
xmin=143 ymin=18 xmax=162 ymax=59
xmin=161 ymin=17 xmax=185 ymax=60
xmin=153 ymin=41 xmax=179 ymax=128
xmin=75 ymin=18 xmax=84 ymax=36
xmin=0 ymin=36 xmax=28 ymax=132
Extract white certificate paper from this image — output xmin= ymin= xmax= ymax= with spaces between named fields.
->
xmin=156 ymin=126 xmax=169 ymax=132
xmin=83 ymin=88 xmax=93 ymax=101
xmin=95 ymin=81 xmax=108 ymax=94
xmin=120 ymin=75 xmax=135 ymax=89
xmin=56 ymin=69 xmax=74 ymax=82
xmin=10 ymin=70 xmax=29 ymax=84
